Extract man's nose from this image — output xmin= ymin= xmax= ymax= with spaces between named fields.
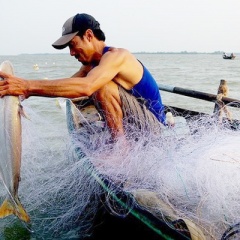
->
xmin=69 ymin=48 xmax=75 ymax=56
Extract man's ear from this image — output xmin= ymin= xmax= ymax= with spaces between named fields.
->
xmin=85 ymin=29 xmax=94 ymax=41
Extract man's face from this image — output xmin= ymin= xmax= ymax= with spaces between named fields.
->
xmin=68 ymin=35 xmax=91 ymax=65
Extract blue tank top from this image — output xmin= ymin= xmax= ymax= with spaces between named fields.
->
xmin=102 ymin=46 xmax=166 ymax=124
xmin=129 ymin=63 xmax=166 ymax=124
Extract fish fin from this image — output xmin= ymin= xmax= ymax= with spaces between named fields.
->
xmin=19 ymin=104 xmax=31 ymax=120
xmin=17 ymin=96 xmax=31 ymax=120
xmin=0 ymin=199 xmax=14 ymax=218
xmin=0 ymin=198 xmax=30 ymax=223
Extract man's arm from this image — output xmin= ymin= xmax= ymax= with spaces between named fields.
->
xmin=0 ymin=50 xmax=125 ymax=98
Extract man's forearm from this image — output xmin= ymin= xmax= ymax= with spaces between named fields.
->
xmin=26 ymin=78 xmax=90 ymax=98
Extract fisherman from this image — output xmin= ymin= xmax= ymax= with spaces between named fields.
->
xmin=0 ymin=14 xmax=207 ymax=239
xmin=0 ymin=13 xmax=166 ymax=140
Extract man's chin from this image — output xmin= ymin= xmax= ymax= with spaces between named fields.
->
xmin=80 ymin=61 xmax=89 ymax=66
xmin=75 ymin=57 xmax=89 ymax=65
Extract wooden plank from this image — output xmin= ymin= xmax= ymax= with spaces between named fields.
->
xmin=213 ymin=80 xmax=233 ymax=122
xmin=158 ymin=83 xmax=240 ymax=108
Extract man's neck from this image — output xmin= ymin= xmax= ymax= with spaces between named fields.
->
xmin=91 ymin=41 xmax=106 ymax=66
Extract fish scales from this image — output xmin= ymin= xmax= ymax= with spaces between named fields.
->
xmin=0 ymin=60 xmax=30 ymax=223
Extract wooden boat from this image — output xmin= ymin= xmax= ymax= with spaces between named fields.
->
xmin=63 ymin=80 xmax=240 ymax=240
xmin=222 ymin=53 xmax=236 ymax=60
xmin=64 ymin=98 xmax=194 ymax=240
xmin=158 ymin=81 xmax=240 ymax=130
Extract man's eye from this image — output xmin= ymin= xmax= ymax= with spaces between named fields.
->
xmin=69 ymin=41 xmax=75 ymax=48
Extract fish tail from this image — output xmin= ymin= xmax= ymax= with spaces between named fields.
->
xmin=0 ymin=198 xmax=30 ymax=223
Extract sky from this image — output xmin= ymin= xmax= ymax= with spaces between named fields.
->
xmin=1 ymin=0 xmax=240 ymax=55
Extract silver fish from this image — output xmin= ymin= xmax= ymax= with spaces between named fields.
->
xmin=0 ymin=60 xmax=30 ymax=222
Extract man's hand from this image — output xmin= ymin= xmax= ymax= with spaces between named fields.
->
xmin=0 ymin=71 xmax=29 ymax=98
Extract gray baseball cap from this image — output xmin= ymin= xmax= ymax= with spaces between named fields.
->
xmin=52 ymin=13 xmax=100 ymax=49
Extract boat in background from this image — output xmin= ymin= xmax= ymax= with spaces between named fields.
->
xmin=222 ymin=52 xmax=236 ymax=59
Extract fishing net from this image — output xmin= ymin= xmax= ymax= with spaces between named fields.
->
xmin=0 ymin=97 xmax=240 ymax=240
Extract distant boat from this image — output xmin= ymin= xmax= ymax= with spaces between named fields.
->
xmin=222 ymin=52 xmax=236 ymax=60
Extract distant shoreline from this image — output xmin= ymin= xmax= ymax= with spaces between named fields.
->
xmin=133 ymin=51 xmax=239 ymax=55
xmin=23 ymin=51 xmax=240 ymax=55
xmin=0 ymin=51 xmax=238 ymax=56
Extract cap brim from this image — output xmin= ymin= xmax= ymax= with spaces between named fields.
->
xmin=52 ymin=31 xmax=79 ymax=49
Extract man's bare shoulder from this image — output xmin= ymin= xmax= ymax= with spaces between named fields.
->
xmin=107 ymin=47 xmax=131 ymax=56
xmin=101 ymin=47 xmax=136 ymax=66
xmin=99 ymin=47 xmax=142 ymax=88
